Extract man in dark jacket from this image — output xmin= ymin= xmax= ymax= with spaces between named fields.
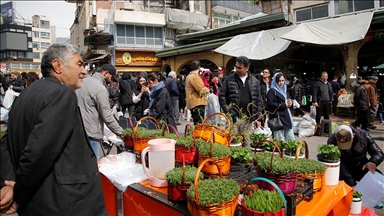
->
xmin=166 ymin=71 xmax=180 ymax=125
xmin=327 ymin=125 xmax=384 ymax=187
xmin=352 ymin=81 xmax=370 ymax=131
xmin=119 ymin=73 xmax=135 ymax=117
xmin=312 ymin=71 xmax=333 ymax=124
xmin=219 ymin=56 xmax=262 ymax=125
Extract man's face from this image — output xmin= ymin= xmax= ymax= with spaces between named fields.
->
xmin=262 ymin=70 xmax=270 ymax=78
xmin=10 ymin=74 xmax=17 ymax=80
xmin=104 ymin=72 xmax=114 ymax=84
xmin=321 ymin=73 xmax=328 ymax=82
xmin=60 ymin=54 xmax=86 ymax=90
xmin=235 ymin=62 xmax=248 ymax=77
xmin=369 ymin=79 xmax=377 ymax=84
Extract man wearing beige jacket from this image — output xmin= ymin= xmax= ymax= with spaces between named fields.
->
xmin=185 ymin=59 xmax=210 ymax=125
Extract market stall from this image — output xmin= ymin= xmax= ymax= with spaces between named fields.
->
xmin=99 ymin=114 xmax=381 ymax=216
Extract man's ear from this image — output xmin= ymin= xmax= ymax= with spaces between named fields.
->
xmin=51 ymin=59 xmax=62 ymax=74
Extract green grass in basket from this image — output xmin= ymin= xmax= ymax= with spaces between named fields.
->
xmin=165 ymin=166 xmax=203 ymax=185
xmin=197 ymin=142 xmax=232 ymax=158
xmin=187 ymin=178 xmax=239 ymax=206
xmin=244 ymin=189 xmax=283 ymax=213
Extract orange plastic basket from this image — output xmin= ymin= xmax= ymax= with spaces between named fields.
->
xmin=133 ymin=116 xmax=161 ymax=153
xmin=194 ymin=112 xmax=231 ymax=146
xmin=187 ymin=158 xmax=239 ymax=216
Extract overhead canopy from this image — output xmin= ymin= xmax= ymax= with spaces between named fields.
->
xmin=214 ymin=25 xmax=297 ymax=60
xmin=166 ymin=8 xmax=209 ymax=31
xmin=280 ymin=12 xmax=374 ymax=45
xmin=374 ymin=63 xmax=384 ymax=69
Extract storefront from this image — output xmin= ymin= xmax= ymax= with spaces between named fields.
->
xmin=115 ymin=50 xmax=162 ymax=74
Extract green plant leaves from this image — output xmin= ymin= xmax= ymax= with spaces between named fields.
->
xmin=253 ymin=152 xmax=298 ymax=174
xmin=187 ymin=178 xmax=239 ymax=206
xmin=244 ymin=189 xmax=283 ymax=213
xmin=165 ymin=166 xmax=203 ymax=185
xmin=197 ymin=142 xmax=232 ymax=158
xmin=230 ymin=147 xmax=253 ymax=163
xmin=317 ymin=144 xmax=341 ymax=161
xmin=296 ymin=158 xmax=326 ymax=174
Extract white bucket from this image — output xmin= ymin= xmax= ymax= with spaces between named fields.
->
xmin=355 ymin=172 xmax=384 ymax=208
xmin=322 ymin=161 xmax=340 ymax=186
xmin=349 ymin=198 xmax=362 ymax=215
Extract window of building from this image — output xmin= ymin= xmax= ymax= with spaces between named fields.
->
xmin=296 ymin=4 xmax=328 ymax=22
xmin=115 ymin=24 xmax=163 ymax=48
xmin=33 ymin=31 xmax=39 ymax=38
xmin=381 ymin=0 xmax=384 ymax=7
xmin=40 ymin=32 xmax=50 ymax=38
xmin=41 ymin=42 xmax=50 ymax=48
xmin=335 ymin=0 xmax=374 ymax=15
xmin=18 ymin=52 xmax=25 ymax=59
xmin=40 ymin=20 xmax=50 ymax=29
xmin=26 ymin=52 xmax=33 ymax=59
xmin=213 ymin=12 xmax=232 ymax=28
xmin=33 ymin=52 xmax=40 ymax=59
xmin=241 ymin=0 xmax=255 ymax=4
xmin=28 ymin=41 xmax=33 ymax=49
xmin=33 ymin=42 xmax=40 ymax=49
xmin=194 ymin=0 xmax=201 ymax=12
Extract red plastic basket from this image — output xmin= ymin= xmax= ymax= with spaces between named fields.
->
xmin=175 ymin=124 xmax=198 ymax=165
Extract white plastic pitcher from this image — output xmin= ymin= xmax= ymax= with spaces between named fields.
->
xmin=141 ymin=138 xmax=175 ymax=187
xmin=355 ymin=172 xmax=384 ymax=208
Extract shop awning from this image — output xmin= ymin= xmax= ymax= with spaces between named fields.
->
xmin=214 ymin=25 xmax=297 ymax=60
xmin=373 ymin=63 xmax=384 ymax=69
xmin=280 ymin=12 xmax=374 ymax=45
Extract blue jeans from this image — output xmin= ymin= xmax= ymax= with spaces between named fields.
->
xmin=89 ymin=139 xmax=102 ymax=160
xmin=273 ymin=128 xmax=295 ymax=142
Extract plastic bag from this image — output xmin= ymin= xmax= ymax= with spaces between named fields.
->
xmin=204 ymin=93 xmax=220 ymax=125
xmin=98 ymin=152 xmax=148 ymax=191
xmin=302 ymin=96 xmax=307 ymax=106
xmin=354 ymin=172 xmax=384 ymax=208
xmin=293 ymin=122 xmax=300 ymax=135
xmin=0 ymin=107 xmax=9 ymax=122
xmin=310 ymin=105 xmax=316 ymax=117
xmin=292 ymin=99 xmax=300 ymax=109
xmin=2 ymin=89 xmax=19 ymax=110
xmin=340 ymin=74 xmax=346 ymax=86
xmin=298 ymin=114 xmax=316 ymax=137
xmin=255 ymin=126 xmax=272 ymax=138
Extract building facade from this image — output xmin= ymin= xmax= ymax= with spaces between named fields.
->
xmin=31 ymin=15 xmax=57 ymax=62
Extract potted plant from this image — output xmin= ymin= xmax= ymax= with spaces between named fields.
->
xmin=284 ymin=139 xmax=305 ymax=158
xmin=296 ymin=158 xmax=326 ymax=192
xmin=174 ymin=125 xmax=199 ymax=165
xmin=187 ymin=159 xmax=239 ymax=216
xmin=122 ymin=128 xmax=134 ymax=149
xmin=242 ymin=189 xmax=285 ymax=216
xmin=230 ymin=147 xmax=253 ymax=166
xmin=165 ymin=165 xmax=203 ymax=201
xmin=317 ymin=144 xmax=341 ymax=186
xmin=350 ymin=190 xmax=362 ymax=215
xmin=133 ymin=127 xmax=163 ymax=153
xmin=197 ymin=141 xmax=232 ymax=175
xmin=249 ymin=133 xmax=269 ymax=148
xmin=229 ymin=131 xmax=243 ymax=147
xmin=253 ymin=152 xmax=298 ymax=194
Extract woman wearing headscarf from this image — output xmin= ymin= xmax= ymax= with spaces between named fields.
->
xmin=201 ymin=70 xmax=218 ymax=96
xmin=132 ymin=74 xmax=150 ymax=120
xmin=146 ymin=73 xmax=177 ymax=132
xmin=267 ymin=73 xmax=295 ymax=142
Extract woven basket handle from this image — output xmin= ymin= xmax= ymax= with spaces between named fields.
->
xmin=194 ymin=158 xmax=222 ymax=203
xmin=184 ymin=124 xmax=196 ymax=147
xmin=181 ymin=154 xmax=186 ymax=185
xmin=295 ymin=141 xmax=309 ymax=161
xmin=229 ymin=132 xmax=246 ymax=147
xmin=134 ymin=116 xmax=161 ymax=138
xmin=167 ymin=124 xmax=180 ymax=137
xmin=161 ymin=122 xmax=169 ymax=136
xmin=243 ymin=177 xmax=287 ymax=215
xmin=209 ymin=131 xmax=215 ymax=157
xmin=254 ymin=140 xmax=282 ymax=172
xmin=202 ymin=112 xmax=231 ymax=133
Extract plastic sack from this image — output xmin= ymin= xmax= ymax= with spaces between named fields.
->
xmin=2 ymin=89 xmax=19 ymax=110
xmin=98 ymin=152 xmax=148 ymax=191
xmin=293 ymin=121 xmax=300 ymax=135
xmin=340 ymin=73 xmax=346 ymax=86
xmin=354 ymin=172 xmax=384 ymax=209
xmin=293 ymin=99 xmax=300 ymax=109
xmin=204 ymin=93 xmax=220 ymax=125
xmin=310 ymin=105 xmax=316 ymax=118
xmin=0 ymin=107 xmax=9 ymax=122
xmin=255 ymin=126 xmax=272 ymax=138
xmin=298 ymin=114 xmax=316 ymax=137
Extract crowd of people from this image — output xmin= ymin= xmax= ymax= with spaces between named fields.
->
xmin=0 ymin=42 xmax=383 ymax=215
